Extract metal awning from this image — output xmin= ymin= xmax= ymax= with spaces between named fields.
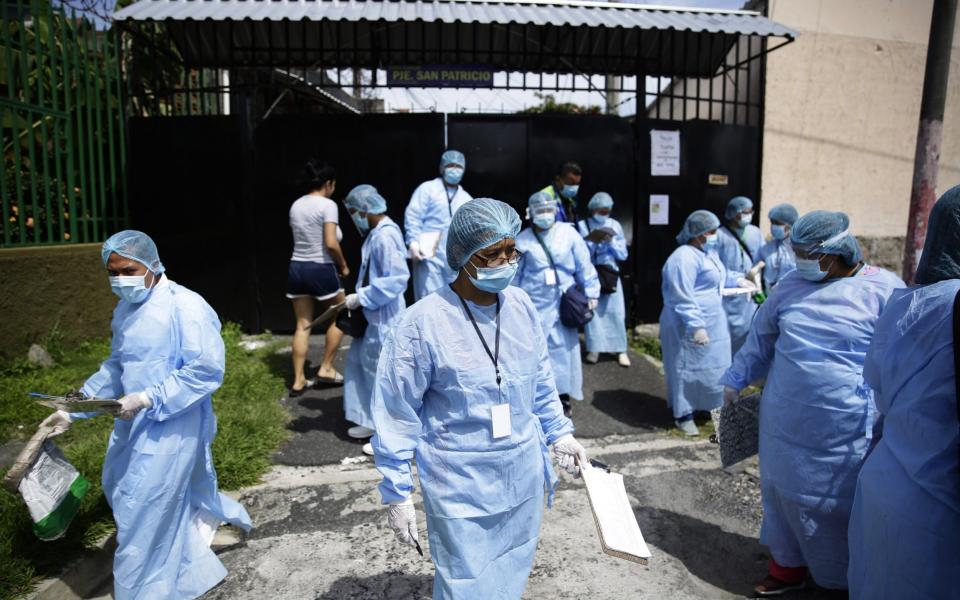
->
xmin=115 ymin=0 xmax=796 ymax=77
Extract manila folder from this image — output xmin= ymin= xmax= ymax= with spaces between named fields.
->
xmin=581 ymin=465 xmax=652 ymax=565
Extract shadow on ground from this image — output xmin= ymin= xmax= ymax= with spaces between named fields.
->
xmin=314 ymin=572 xmax=433 ymax=600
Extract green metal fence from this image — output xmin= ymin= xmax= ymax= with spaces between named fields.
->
xmin=1 ymin=2 xmax=126 ymax=248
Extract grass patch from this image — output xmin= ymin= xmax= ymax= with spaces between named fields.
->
xmin=0 ymin=323 xmax=288 ymax=599
xmin=630 ymin=335 xmax=662 ymax=362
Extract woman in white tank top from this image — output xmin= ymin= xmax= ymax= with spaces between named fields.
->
xmin=286 ymin=159 xmax=349 ymax=394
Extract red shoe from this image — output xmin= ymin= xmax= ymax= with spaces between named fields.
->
xmin=754 ymin=575 xmax=806 ymax=596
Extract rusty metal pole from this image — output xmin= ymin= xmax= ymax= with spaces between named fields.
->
xmin=903 ymin=0 xmax=957 ymax=283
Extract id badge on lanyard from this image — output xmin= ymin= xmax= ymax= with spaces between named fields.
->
xmin=455 ymin=292 xmax=510 ymax=440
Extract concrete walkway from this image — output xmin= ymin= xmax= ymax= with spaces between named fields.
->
xmin=74 ymin=336 xmax=841 ymax=599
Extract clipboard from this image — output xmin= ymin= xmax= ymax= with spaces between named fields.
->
xmin=301 ymin=302 xmax=345 ymax=331
xmin=29 ymin=393 xmax=120 ymax=413
xmin=580 ymin=461 xmax=652 ymax=565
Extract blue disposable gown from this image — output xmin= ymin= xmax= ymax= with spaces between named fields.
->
xmin=659 ymin=245 xmax=733 ymax=418
xmin=847 ymin=280 xmax=960 ymax=599
xmin=404 ymin=177 xmax=473 ymax=300
xmin=721 ymin=266 xmax=904 ymax=589
xmin=79 ymin=276 xmax=252 ymax=600
xmin=717 ymin=224 xmax=762 ymax=354
xmin=514 ymin=224 xmax=600 ymax=400
xmin=344 ymin=217 xmax=410 ymax=429
xmin=756 ymin=238 xmax=796 ymax=291
xmin=577 ymin=217 xmax=628 ymax=354
xmin=371 ymin=285 xmax=575 ymax=600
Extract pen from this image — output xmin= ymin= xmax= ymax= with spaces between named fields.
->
xmin=589 ymin=458 xmax=611 ymax=472
xmin=414 ymin=539 xmax=424 ymax=557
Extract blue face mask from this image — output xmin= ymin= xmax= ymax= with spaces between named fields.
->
xmin=443 ymin=167 xmax=464 ymax=186
xmin=795 ymin=257 xmax=831 ymax=281
xmin=109 ymin=274 xmax=152 ymax=304
xmin=352 ymin=212 xmax=370 ymax=234
xmin=702 ymin=233 xmax=718 ymax=251
xmin=592 ymin=214 xmax=608 ymax=226
xmin=560 ymin=184 xmax=579 ymax=199
xmin=771 ymin=224 xmax=788 ymax=240
xmin=468 ymin=261 xmax=518 ymax=293
xmin=533 ymin=213 xmax=556 ymax=229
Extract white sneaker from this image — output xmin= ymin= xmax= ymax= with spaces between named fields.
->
xmin=617 ymin=353 xmax=631 ymax=367
xmin=675 ymin=419 xmax=700 ymax=437
xmin=362 ymin=442 xmax=374 ymax=456
xmin=585 ymin=352 xmax=599 ymax=364
xmin=347 ymin=425 xmax=375 ymax=439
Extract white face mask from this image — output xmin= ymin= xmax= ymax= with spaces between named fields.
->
xmin=533 ymin=212 xmax=556 ymax=229
xmin=109 ymin=274 xmax=153 ymax=303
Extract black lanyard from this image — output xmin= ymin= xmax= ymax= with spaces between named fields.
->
xmin=445 ymin=186 xmax=457 ymax=217
xmin=455 ymin=292 xmax=501 ymax=388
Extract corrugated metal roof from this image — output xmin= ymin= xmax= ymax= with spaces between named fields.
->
xmin=115 ymin=0 xmax=796 ymax=76
xmin=116 ymin=0 xmax=796 ymax=39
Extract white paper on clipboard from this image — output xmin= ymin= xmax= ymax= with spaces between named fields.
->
xmin=411 ymin=231 xmax=442 ymax=259
xmin=721 ymin=287 xmax=756 ymax=297
xmin=581 ymin=464 xmax=652 ymax=565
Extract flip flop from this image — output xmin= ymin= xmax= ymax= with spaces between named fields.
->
xmin=314 ymin=371 xmax=344 ymax=386
xmin=289 ymin=379 xmax=316 ymax=398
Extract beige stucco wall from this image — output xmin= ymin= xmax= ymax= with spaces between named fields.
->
xmin=763 ymin=0 xmax=960 ymax=242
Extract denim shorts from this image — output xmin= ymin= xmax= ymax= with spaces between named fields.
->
xmin=286 ymin=261 xmax=342 ymax=301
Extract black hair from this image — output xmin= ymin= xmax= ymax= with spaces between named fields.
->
xmin=300 ymin=158 xmax=337 ymax=193
xmin=557 ymin=161 xmax=582 ymax=177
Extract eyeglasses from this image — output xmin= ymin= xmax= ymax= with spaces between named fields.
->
xmin=474 ymin=248 xmax=523 ymax=268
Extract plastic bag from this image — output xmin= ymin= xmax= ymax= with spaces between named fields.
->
xmin=3 ymin=429 xmax=89 ymax=541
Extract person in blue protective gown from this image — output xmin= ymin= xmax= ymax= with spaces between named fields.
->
xmin=578 ymin=192 xmax=630 ymax=368
xmin=340 ymin=185 xmax=409 ymax=453
xmin=370 ymin=198 xmax=588 ymax=600
xmin=720 ymin=211 xmax=904 ymax=596
xmin=404 ymin=150 xmax=474 ymax=300
xmin=41 ymin=231 xmax=251 ymax=600
xmin=847 ymin=185 xmax=960 ymax=600
xmin=754 ymin=203 xmax=798 ymax=291
xmin=514 ymin=191 xmax=600 ymax=417
xmin=716 ymin=196 xmax=764 ymax=355
xmin=659 ymin=210 xmax=736 ymax=437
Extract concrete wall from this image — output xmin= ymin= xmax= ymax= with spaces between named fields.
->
xmin=763 ymin=0 xmax=960 ymax=269
xmin=0 ymin=245 xmax=116 ymax=362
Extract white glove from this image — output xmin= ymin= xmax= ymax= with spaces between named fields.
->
xmin=723 ymin=386 xmax=739 ymax=406
xmin=737 ymin=277 xmax=758 ymax=292
xmin=692 ymin=328 xmax=710 ymax=346
xmin=387 ymin=497 xmax=419 ymax=548
xmin=552 ymin=434 xmax=588 ymax=478
xmin=345 ymin=293 xmax=361 ymax=310
xmin=587 ymin=298 xmax=599 ymax=311
xmin=40 ymin=410 xmax=73 ymax=437
xmin=747 ymin=262 xmax=764 ymax=279
xmin=117 ymin=392 xmax=151 ymax=420
xmin=408 ymin=241 xmax=423 ymax=262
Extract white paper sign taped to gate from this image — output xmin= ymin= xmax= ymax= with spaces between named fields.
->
xmin=649 ymin=195 xmax=669 ymax=225
xmin=650 ymin=130 xmax=680 ymax=176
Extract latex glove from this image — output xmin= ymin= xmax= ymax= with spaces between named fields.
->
xmin=552 ymin=434 xmax=588 ymax=478
xmin=387 ymin=497 xmax=419 ymax=548
xmin=587 ymin=298 xmax=599 ymax=311
xmin=40 ymin=410 xmax=73 ymax=438
xmin=737 ymin=277 xmax=758 ymax=292
xmin=747 ymin=261 xmax=764 ymax=279
xmin=345 ymin=293 xmax=361 ymax=310
xmin=723 ymin=386 xmax=739 ymax=406
xmin=408 ymin=241 xmax=423 ymax=262
xmin=117 ymin=392 xmax=151 ymax=420
xmin=692 ymin=328 xmax=710 ymax=346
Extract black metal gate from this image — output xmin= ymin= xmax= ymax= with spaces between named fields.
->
xmin=127 ymin=113 xmax=759 ymax=330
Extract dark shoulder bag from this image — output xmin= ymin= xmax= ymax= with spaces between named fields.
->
xmin=335 ymin=259 xmax=371 ymax=338
xmin=534 ymin=230 xmax=593 ymax=328
xmin=580 ymin=219 xmax=620 ymax=295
